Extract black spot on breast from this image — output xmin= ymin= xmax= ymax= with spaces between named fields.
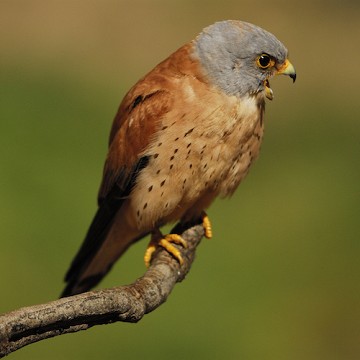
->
xmin=184 ymin=128 xmax=194 ymax=137
xmin=148 ymin=185 xmax=153 ymax=192
xmin=182 ymin=179 xmax=187 ymax=190
xmin=154 ymin=153 xmax=159 ymax=159
xmin=160 ymin=179 xmax=166 ymax=187
xmin=170 ymin=155 xmax=175 ymax=161
xmin=143 ymin=203 xmax=148 ymax=210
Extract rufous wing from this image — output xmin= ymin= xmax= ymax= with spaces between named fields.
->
xmin=61 ymin=78 xmax=173 ymax=297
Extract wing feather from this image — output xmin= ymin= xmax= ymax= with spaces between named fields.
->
xmin=62 ymin=43 xmax=200 ymax=296
xmin=62 ymin=85 xmax=172 ymax=296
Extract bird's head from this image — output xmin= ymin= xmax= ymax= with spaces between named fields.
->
xmin=194 ymin=20 xmax=296 ymax=100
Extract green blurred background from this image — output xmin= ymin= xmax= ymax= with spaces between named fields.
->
xmin=1 ymin=1 xmax=359 ymax=359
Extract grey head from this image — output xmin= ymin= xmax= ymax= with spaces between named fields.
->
xmin=194 ymin=20 xmax=295 ymax=99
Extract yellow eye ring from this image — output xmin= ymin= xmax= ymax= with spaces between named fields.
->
xmin=256 ymin=54 xmax=274 ymax=69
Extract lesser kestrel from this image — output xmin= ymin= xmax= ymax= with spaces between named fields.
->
xmin=62 ymin=20 xmax=296 ymax=297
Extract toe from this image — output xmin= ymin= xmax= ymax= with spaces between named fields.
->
xmin=201 ymin=212 xmax=212 ymax=239
xmin=159 ymin=238 xmax=184 ymax=265
xmin=144 ymin=243 xmax=157 ymax=268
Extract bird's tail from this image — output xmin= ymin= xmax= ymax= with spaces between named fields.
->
xmin=61 ymin=204 xmax=144 ymax=297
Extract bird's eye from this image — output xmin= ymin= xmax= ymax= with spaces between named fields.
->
xmin=256 ymin=54 xmax=273 ymax=69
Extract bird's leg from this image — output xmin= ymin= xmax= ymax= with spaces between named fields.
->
xmin=201 ymin=211 xmax=213 ymax=239
xmin=144 ymin=229 xmax=188 ymax=267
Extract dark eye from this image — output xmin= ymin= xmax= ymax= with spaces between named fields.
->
xmin=257 ymin=54 xmax=273 ymax=69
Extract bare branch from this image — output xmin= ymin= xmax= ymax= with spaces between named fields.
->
xmin=0 ymin=222 xmax=205 ymax=358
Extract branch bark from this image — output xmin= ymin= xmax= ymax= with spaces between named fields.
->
xmin=0 ymin=222 xmax=204 ymax=358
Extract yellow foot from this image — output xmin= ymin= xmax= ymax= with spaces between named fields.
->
xmin=144 ymin=241 xmax=157 ymax=268
xmin=201 ymin=212 xmax=213 ymax=239
xmin=144 ymin=233 xmax=188 ymax=267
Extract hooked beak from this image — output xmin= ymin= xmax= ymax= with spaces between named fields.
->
xmin=264 ymin=59 xmax=296 ymax=100
xmin=277 ymin=59 xmax=296 ymax=82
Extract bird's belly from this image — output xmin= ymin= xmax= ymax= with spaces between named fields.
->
xmin=128 ymin=95 xmax=264 ymax=230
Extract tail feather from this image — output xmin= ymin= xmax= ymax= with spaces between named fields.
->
xmin=61 ymin=202 xmax=148 ymax=297
xmin=61 ymin=271 xmax=108 ymax=298
xmin=61 ymin=198 xmax=147 ymax=297
xmin=61 ymin=201 xmax=120 ymax=297
xmin=61 ymin=156 xmax=150 ymax=297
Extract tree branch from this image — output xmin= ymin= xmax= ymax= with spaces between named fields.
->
xmin=0 ymin=222 xmax=205 ymax=358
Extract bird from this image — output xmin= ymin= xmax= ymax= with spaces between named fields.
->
xmin=61 ymin=20 xmax=296 ymax=297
